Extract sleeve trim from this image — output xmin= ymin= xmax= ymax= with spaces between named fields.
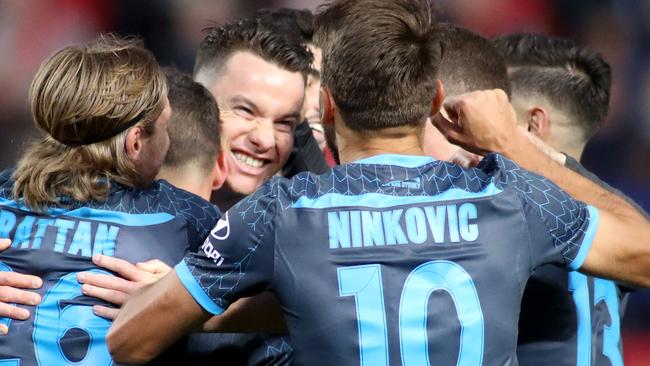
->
xmin=175 ymin=260 xmax=225 ymax=315
xmin=569 ymin=205 xmax=600 ymax=270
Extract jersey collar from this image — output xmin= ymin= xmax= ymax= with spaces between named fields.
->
xmin=353 ymin=154 xmax=435 ymax=168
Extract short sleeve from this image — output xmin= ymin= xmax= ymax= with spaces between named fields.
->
xmin=491 ymin=155 xmax=600 ymax=270
xmin=175 ymin=181 xmax=279 ymax=315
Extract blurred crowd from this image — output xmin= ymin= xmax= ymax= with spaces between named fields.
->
xmin=0 ymin=0 xmax=648 ymax=362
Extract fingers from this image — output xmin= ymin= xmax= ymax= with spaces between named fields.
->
xmin=0 ymin=271 xmax=42 ymax=289
xmin=0 ymin=239 xmax=11 ymax=251
xmin=92 ymin=305 xmax=120 ymax=320
xmin=0 ymin=302 xmax=31 ymax=321
xmin=81 ymin=283 xmax=129 ymax=306
xmin=0 ymin=285 xmax=41 ymax=306
xmin=431 ymin=113 xmax=472 ymax=151
xmin=450 ymin=150 xmax=482 ymax=168
xmin=77 ymin=272 xmax=137 ymax=295
xmin=0 ymin=302 xmax=30 ymax=322
xmin=92 ymin=255 xmax=143 ymax=281
xmin=136 ymin=259 xmax=172 ymax=276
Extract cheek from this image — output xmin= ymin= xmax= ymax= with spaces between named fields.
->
xmin=220 ymin=116 xmax=248 ymax=144
xmin=275 ymin=133 xmax=294 ymax=162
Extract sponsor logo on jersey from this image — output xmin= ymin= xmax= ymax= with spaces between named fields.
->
xmin=201 ymin=238 xmax=225 ymax=266
xmin=210 ymin=212 xmax=230 ymax=240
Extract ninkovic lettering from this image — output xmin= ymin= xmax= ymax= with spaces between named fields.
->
xmin=327 ymin=203 xmax=479 ymax=249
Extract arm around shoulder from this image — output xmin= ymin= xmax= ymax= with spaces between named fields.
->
xmin=107 ymin=269 xmax=210 ymax=364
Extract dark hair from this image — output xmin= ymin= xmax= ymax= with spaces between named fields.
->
xmin=438 ymin=23 xmax=510 ymax=97
xmin=164 ymin=67 xmax=221 ymax=173
xmin=492 ymin=33 xmax=611 ymax=139
xmin=193 ymin=17 xmax=313 ymax=83
xmin=252 ymin=8 xmax=315 ymax=45
xmin=314 ymin=0 xmax=442 ymax=132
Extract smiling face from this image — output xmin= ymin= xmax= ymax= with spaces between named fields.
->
xmin=203 ymin=51 xmax=305 ymax=198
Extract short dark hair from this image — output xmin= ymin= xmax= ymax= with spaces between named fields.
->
xmin=164 ymin=67 xmax=220 ymax=173
xmin=193 ymin=17 xmax=313 ymax=83
xmin=252 ymin=8 xmax=314 ymax=45
xmin=438 ymin=23 xmax=510 ymax=97
xmin=314 ymin=0 xmax=442 ymax=132
xmin=492 ymin=33 xmax=611 ymax=139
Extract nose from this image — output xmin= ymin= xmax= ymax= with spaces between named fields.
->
xmin=248 ymin=119 xmax=275 ymax=152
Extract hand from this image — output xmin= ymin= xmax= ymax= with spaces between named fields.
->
xmin=448 ymin=149 xmax=483 ymax=168
xmin=0 ymin=238 xmax=43 ymax=335
xmin=432 ymin=89 xmax=523 ymax=156
xmin=77 ymin=255 xmax=171 ymax=319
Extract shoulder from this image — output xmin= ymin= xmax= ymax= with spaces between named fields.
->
xmin=93 ymin=180 xmax=221 ymax=229
xmin=155 ymin=180 xmax=222 ymax=230
xmin=478 ymin=153 xmax=554 ymax=194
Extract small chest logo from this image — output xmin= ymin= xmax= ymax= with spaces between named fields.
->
xmin=210 ymin=212 xmax=230 ymax=240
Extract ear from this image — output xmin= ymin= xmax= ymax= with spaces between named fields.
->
xmin=430 ymin=80 xmax=446 ymax=119
xmin=319 ymin=86 xmax=336 ymax=126
xmin=527 ymin=107 xmax=551 ymax=141
xmin=125 ymin=127 xmax=144 ymax=163
xmin=210 ymin=151 xmax=228 ymax=191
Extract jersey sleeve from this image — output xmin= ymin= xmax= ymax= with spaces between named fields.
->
xmin=174 ymin=181 xmax=279 ymax=315
xmin=491 ymin=154 xmax=599 ymax=270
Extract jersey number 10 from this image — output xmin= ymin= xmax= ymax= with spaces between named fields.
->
xmin=338 ymin=260 xmax=484 ymax=366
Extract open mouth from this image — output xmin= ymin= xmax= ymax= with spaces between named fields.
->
xmin=232 ymin=151 xmax=268 ymax=169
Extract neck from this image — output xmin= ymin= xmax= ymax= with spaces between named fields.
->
xmin=336 ymin=124 xmax=425 ymax=164
xmin=157 ymin=165 xmax=213 ymax=201
xmin=549 ymin=125 xmax=587 ymax=161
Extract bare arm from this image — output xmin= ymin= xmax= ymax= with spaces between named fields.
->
xmin=201 ymin=292 xmax=287 ymax=333
xmin=82 ymin=254 xmax=288 ymax=332
xmin=106 ymin=268 xmax=287 ymax=364
xmin=107 ymin=271 xmax=210 ymax=365
xmin=433 ymin=89 xmax=650 ymax=286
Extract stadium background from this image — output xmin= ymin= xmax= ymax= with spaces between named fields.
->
xmin=0 ymin=0 xmax=648 ymax=363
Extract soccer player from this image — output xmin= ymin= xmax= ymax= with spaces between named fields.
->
xmin=78 ymin=68 xmax=292 ymax=365
xmin=193 ymin=17 xmax=313 ymax=211
xmin=157 ymin=68 xmax=227 ymax=202
xmin=423 ymin=23 xmax=511 ymax=162
xmin=108 ymin=1 xmax=650 ymax=365
xmin=0 ymin=35 xmax=221 ymax=365
xmin=492 ymin=33 xmax=648 ymax=366
xmin=250 ymin=8 xmax=330 ymax=175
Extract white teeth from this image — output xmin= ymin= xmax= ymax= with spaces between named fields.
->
xmin=233 ymin=152 xmax=265 ymax=168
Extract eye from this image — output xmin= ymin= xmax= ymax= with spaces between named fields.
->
xmin=234 ymin=106 xmax=254 ymax=119
xmin=275 ymin=120 xmax=295 ymax=133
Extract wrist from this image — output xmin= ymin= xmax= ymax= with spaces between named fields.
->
xmin=500 ymin=130 xmax=530 ymax=162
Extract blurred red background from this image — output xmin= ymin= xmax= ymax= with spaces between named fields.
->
xmin=0 ymin=0 xmax=647 ymax=363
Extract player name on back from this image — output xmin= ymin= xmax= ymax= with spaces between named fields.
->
xmin=0 ymin=209 xmax=118 ymax=257
xmin=328 ymin=202 xmax=478 ymax=249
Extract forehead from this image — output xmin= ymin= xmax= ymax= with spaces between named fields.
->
xmin=208 ymin=51 xmax=305 ymax=115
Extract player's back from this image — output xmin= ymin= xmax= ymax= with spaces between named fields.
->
xmin=185 ymin=153 xmax=597 ymax=365
xmin=0 ymin=168 xmax=220 ymax=366
xmin=517 ymin=264 xmax=625 ymax=366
